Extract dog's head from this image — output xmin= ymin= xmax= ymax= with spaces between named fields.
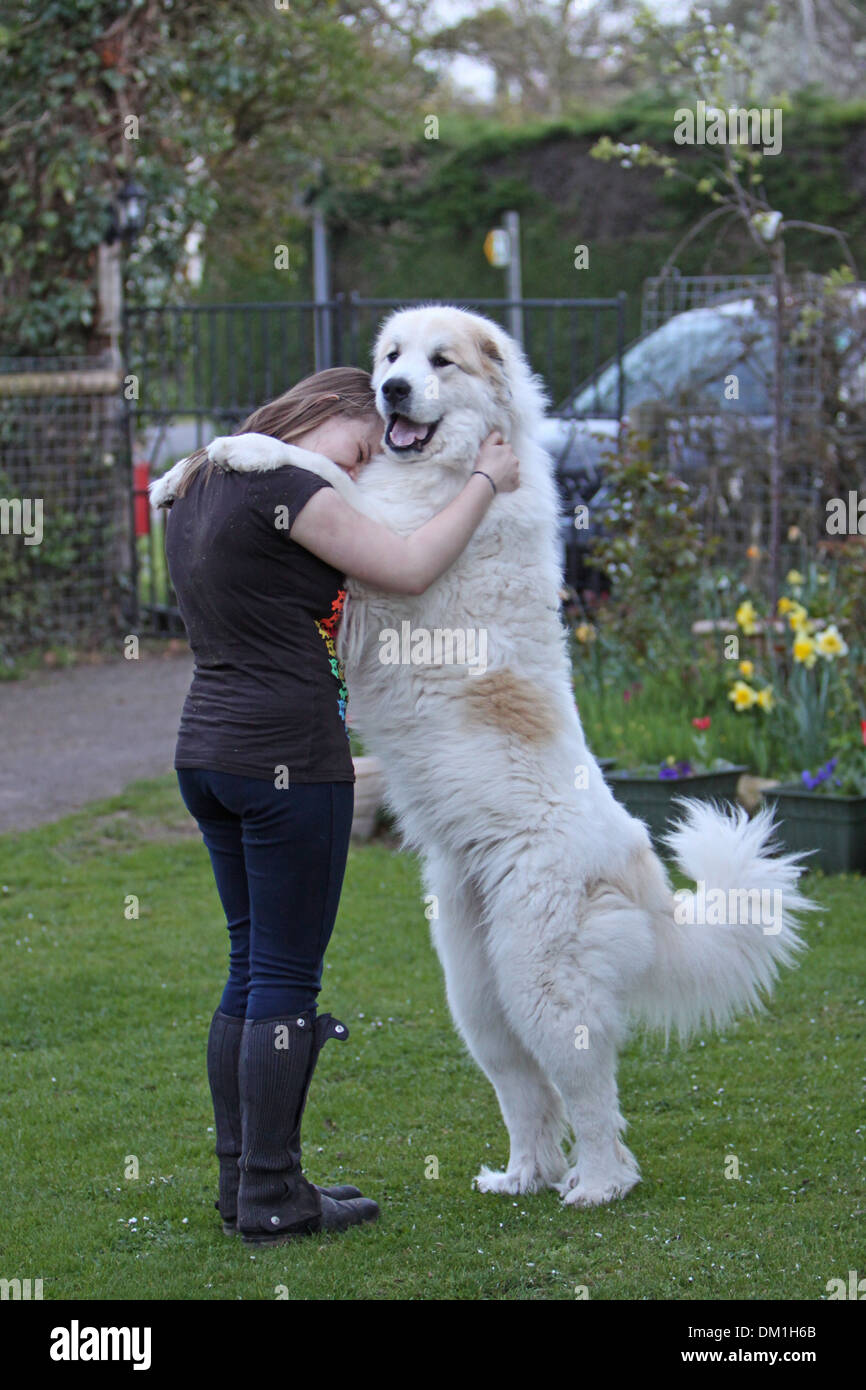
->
xmin=371 ymin=306 xmax=538 ymax=471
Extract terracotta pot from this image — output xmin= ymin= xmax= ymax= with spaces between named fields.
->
xmin=351 ymin=755 xmax=386 ymax=840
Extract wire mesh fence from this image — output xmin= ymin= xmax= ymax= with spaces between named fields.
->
xmin=664 ymin=415 xmax=828 ymax=564
xmin=641 ymin=270 xmax=825 ymax=416
xmin=0 ymin=357 xmax=132 ymax=662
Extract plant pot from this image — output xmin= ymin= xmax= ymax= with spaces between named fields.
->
xmin=351 ymin=754 xmax=386 ymax=841
xmin=606 ymin=765 xmax=749 ymax=852
xmin=761 ymin=783 xmax=866 ymax=875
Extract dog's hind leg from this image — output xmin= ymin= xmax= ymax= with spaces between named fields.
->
xmin=425 ymin=856 xmax=569 ymax=1195
xmin=484 ymin=856 xmax=654 ymax=1207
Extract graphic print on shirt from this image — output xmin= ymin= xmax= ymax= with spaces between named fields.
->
xmin=315 ymin=588 xmax=349 ymax=731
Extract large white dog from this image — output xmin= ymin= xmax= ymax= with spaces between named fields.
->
xmin=152 ymin=306 xmax=813 ymax=1207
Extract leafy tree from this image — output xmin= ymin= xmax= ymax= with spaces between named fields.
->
xmin=708 ymin=0 xmax=866 ymax=98
xmin=426 ymin=1 xmax=639 ymax=119
xmin=0 ymin=0 xmax=424 ymax=355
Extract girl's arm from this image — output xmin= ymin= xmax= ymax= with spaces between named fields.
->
xmin=291 ymin=437 xmax=519 ymax=596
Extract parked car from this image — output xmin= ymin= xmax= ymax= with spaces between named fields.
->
xmin=543 ymin=289 xmax=866 ymax=593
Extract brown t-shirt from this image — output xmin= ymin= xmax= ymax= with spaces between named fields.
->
xmin=164 ymin=462 xmax=354 ymax=783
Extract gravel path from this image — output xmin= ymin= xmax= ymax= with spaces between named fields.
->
xmin=0 ymin=648 xmax=194 ymax=833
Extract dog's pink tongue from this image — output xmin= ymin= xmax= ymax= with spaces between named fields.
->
xmin=390 ymin=415 xmax=425 ymax=447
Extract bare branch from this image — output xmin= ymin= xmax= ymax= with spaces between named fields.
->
xmin=781 ymin=220 xmax=859 ymax=276
xmin=657 ymin=204 xmax=739 ymax=280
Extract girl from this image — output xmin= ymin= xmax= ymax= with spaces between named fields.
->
xmin=161 ymin=367 xmax=519 ymax=1245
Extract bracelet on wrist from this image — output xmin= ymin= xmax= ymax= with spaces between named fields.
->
xmin=471 ymin=469 xmax=497 ymax=496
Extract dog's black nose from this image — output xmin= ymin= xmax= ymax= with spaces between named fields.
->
xmin=381 ymin=377 xmax=411 ymax=406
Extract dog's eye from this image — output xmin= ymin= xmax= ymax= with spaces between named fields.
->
xmin=431 ymin=353 xmax=451 ymax=368
xmin=385 ymin=349 xmax=399 ymax=363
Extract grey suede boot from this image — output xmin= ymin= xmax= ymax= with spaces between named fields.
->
xmin=236 ymin=1011 xmax=379 ymax=1244
xmin=206 ymin=1008 xmax=363 ymax=1236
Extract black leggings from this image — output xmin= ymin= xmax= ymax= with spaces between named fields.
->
xmin=177 ymin=769 xmax=354 ymax=1020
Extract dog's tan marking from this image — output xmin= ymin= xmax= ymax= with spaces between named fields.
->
xmin=461 ymin=668 xmax=559 ymax=743
xmin=585 ymin=844 xmax=673 ymax=910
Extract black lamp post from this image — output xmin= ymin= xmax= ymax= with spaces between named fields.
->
xmin=105 ymin=178 xmax=148 ymax=246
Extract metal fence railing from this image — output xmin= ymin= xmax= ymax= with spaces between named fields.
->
xmin=124 ymin=294 xmax=626 ymax=427
xmin=335 ymin=295 xmax=627 ymax=416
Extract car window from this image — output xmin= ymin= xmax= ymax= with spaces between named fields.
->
xmin=572 ymin=306 xmax=774 ymax=417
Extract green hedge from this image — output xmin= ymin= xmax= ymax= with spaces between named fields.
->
xmin=203 ymin=94 xmax=866 ymax=350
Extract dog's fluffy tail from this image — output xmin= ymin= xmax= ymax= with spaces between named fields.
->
xmin=634 ymin=799 xmax=816 ymax=1042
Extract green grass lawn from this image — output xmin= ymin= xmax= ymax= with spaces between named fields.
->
xmin=1 ymin=775 xmax=863 ymax=1301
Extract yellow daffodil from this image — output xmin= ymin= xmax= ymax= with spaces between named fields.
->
xmin=738 ymin=659 xmax=754 ymax=677
xmin=787 ymin=602 xmax=809 ymax=632
xmin=786 ymin=569 xmax=804 ymax=586
xmin=792 ymin=633 xmax=817 ymax=667
xmin=736 ymin=599 xmax=758 ymax=635
xmin=729 ymin=680 xmax=758 ymax=710
xmin=756 ymin=686 xmax=775 ymax=711
xmin=575 ymin=623 xmax=596 ymax=643
xmin=777 ymin=596 xmax=794 ymax=615
xmin=815 ymin=624 xmax=848 ymax=660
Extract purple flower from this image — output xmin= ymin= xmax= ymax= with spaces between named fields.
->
xmin=801 ymin=758 xmax=837 ymax=790
xmin=659 ymin=760 xmax=693 ymax=780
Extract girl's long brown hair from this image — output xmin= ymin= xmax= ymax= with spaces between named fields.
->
xmin=171 ymin=366 xmax=378 ymax=499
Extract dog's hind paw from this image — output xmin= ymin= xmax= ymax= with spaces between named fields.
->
xmin=473 ymin=1166 xmax=528 ymax=1195
xmin=560 ymin=1176 xmax=639 ymax=1207
xmin=557 ymin=1166 xmax=640 ymax=1208
xmin=473 ymin=1163 xmax=556 ymax=1196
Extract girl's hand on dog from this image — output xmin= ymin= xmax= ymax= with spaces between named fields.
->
xmin=475 ymin=431 xmax=520 ymax=493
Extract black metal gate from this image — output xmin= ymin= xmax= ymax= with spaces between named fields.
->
xmin=124 ymin=293 xmax=626 ymax=628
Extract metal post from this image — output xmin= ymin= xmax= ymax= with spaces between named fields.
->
xmin=615 ymin=291 xmax=627 ymax=422
xmin=312 ymin=204 xmax=332 ymax=370
xmin=115 ymin=251 xmax=140 ymax=632
xmin=504 ymin=210 xmax=523 ymax=345
xmin=120 ymin=296 xmax=140 ymax=633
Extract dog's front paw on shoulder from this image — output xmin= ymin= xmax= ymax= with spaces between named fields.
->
xmin=207 ymin=436 xmax=238 ymax=469
xmin=209 ymin=433 xmax=291 ymax=474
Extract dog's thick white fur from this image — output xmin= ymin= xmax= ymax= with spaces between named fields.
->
xmin=153 ymin=306 xmax=813 ymax=1207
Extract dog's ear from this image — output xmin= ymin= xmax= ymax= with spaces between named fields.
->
xmin=475 ymin=331 xmax=512 ymax=407
xmin=479 ymin=335 xmax=504 ymax=367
